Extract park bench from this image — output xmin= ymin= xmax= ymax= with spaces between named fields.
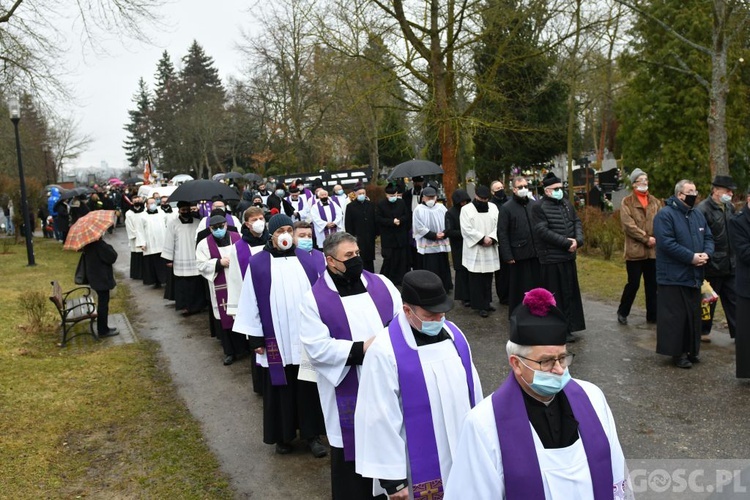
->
xmin=49 ymin=280 xmax=98 ymax=347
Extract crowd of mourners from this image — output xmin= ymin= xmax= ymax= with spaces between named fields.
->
xmin=52 ymin=167 xmax=750 ymax=499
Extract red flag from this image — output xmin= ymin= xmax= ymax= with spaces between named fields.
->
xmin=144 ymin=158 xmax=152 ymax=184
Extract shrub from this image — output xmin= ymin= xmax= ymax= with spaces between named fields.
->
xmin=18 ymin=290 xmax=50 ymax=331
xmin=580 ymin=207 xmax=624 ymax=260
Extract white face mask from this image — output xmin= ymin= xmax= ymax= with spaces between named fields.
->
xmin=425 ymin=199 xmax=436 ymax=208
xmin=277 ymin=232 xmax=294 ymax=250
xmin=720 ymin=193 xmax=733 ymax=203
xmin=636 ymin=185 xmax=649 ymax=193
xmin=251 ymin=220 xmax=265 ymax=234
xmin=516 ymin=187 xmax=529 ymax=198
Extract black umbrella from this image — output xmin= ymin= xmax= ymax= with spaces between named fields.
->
xmin=387 ymin=159 xmax=443 ymax=180
xmin=243 ymin=172 xmax=262 ymax=182
xmin=59 ymin=186 xmax=94 ymax=200
xmin=167 ymin=179 xmax=240 ymax=203
xmin=222 ymin=171 xmax=244 ymax=180
xmin=123 ymin=177 xmax=144 ymax=185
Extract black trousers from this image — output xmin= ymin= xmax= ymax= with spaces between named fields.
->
xmin=468 ymin=271 xmax=493 ymax=311
xmin=617 ymin=258 xmax=657 ymax=322
xmin=95 ymin=289 xmax=110 ymax=334
xmin=735 ymin=295 xmax=750 ymax=378
xmin=330 ymin=447 xmax=386 ymax=500
xmin=494 ymin=264 xmax=509 ymax=304
xmin=702 ymin=275 xmax=738 ymax=337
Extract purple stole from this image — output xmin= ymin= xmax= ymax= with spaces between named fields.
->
xmin=388 ymin=319 xmax=476 ymax=498
xmin=250 ymin=247 xmax=320 ymax=385
xmin=312 ymin=271 xmax=394 ymax=461
xmin=286 ymin=196 xmax=306 ymax=213
xmin=206 ymin=232 xmax=241 ymax=329
xmin=298 ymin=248 xmax=326 ymax=277
xmin=205 ymin=214 xmax=236 ymax=228
xmin=317 ymin=202 xmax=338 ymax=237
xmin=331 ymin=196 xmax=341 ymax=207
xmin=235 ymin=240 xmax=253 ymax=279
xmin=491 ymin=375 xmax=613 ymax=500
xmin=198 ymin=201 xmax=211 ymax=218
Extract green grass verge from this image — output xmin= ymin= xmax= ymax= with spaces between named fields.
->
xmin=0 ymin=237 xmax=231 ymax=498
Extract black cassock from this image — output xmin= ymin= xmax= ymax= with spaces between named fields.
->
xmin=376 ymin=198 xmax=411 ymax=286
xmin=444 ymin=205 xmax=470 ymax=303
xmin=345 ymin=199 xmax=378 ymax=272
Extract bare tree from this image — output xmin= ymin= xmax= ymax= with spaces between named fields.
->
xmin=49 ymin=116 xmax=92 ymax=180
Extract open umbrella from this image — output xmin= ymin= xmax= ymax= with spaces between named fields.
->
xmin=59 ymin=186 xmax=94 ymax=200
xmin=223 ymin=171 xmax=244 ymax=180
xmin=387 ymin=159 xmax=443 ymax=180
xmin=243 ymin=172 xmax=262 ymax=182
xmin=211 ymin=173 xmax=225 ymax=181
xmin=167 ymin=179 xmax=240 ymax=203
xmin=171 ymin=174 xmax=194 ymax=184
xmin=123 ymin=177 xmax=144 ymax=185
xmin=63 ymin=210 xmax=117 ymax=251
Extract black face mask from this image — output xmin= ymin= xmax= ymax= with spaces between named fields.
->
xmin=336 ymin=255 xmax=363 ymax=282
xmin=254 ymin=202 xmax=263 ymax=207
xmin=683 ymin=194 xmax=697 ymax=208
xmin=192 ymin=212 xmax=201 ymax=219
xmin=132 ymin=203 xmax=144 ymax=212
xmin=473 ymin=200 xmax=489 ymax=212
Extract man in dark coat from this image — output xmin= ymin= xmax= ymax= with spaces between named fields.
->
xmin=82 ymin=237 xmax=119 ymax=337
xmin=654 ymin=179 xmax=714 ymax=369
xmin=266 ymin=182 xmax=295 ymax=217
xmin=376 ymin=183 xmax=411 ymax=286
xmin=445 ymin=188 xmax=471 ymax=306
xmin=498 ymin=176 xmax=541 ymax=317
xmin=728 ymin=188 xmax=750 ymax=378
xmin=696 ymin=174 xmax=737 ymax=341
xmin=345 ymin=183 xmax=378 ymax=272
xmin=490 ymin=180 xmax=509 ymax=305
xmin=532 ymin=172 xmax=585 ymax=340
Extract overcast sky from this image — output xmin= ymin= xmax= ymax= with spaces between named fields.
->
xmin=62 ymin=0 xmax=261 ymax=174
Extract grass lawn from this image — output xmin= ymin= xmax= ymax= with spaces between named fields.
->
xmin=0 ymin=237 xmax=231 ymax=498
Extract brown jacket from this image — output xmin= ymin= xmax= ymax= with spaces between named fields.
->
xmin=620 ymin=192 xmax=663 ymax=260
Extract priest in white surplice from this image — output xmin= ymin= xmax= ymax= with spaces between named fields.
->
xmin=135 ymin=197 xmax=168 ymax=288
xmin=195 ymin=197 xmax=241 ymax=243
xmin=299 ymin=232 xmax=402 ymax=499
xmin=461 ymin=185 xmax=500 ymax=318
xmin=444 ymin=288 xmax=632 ymax=500
xmin=354 ymin=270 xmax=483 ymax=499
xmin=124 ymin=197 xmax=145 ymax=280
xmin=310 ymin=189 xmax=343 ymax=249
xmin=234 ymin=214 xmax=327 ymax=457
xmin=285 ymin=184 xmax=311 ymax=222
xmin=412 ymin=186 xmax=452 ymax=291
xmin=161 ymin=201 xmax=207 ymax=315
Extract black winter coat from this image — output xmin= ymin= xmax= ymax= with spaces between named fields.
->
xmin=531 ymin=196 xmax=583 ymax=264
xmin=266 ymin=194 xmax=295 ymax=217
xmin=729 ymin=207 xmax=750 ymax=299
xmin=498 ymin=195 xmax=538 ymax=262
xmin=83 ymin=239 xmax=118 ymax=291
xmin=697 ymin=197 xmax=735 ymax=277
xmin=345 ymin=200 xmax=378 ymax=262
xmin=444 ymin=206 xmax=465 ymax=270
xmin=376 ymin=198 xmax=410 ymax=248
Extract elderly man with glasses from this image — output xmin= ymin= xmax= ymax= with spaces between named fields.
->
xmin=531 ymin=172 xmax=585 ymax=342
xmin=445 ymin=288 xmax=631 ymax=499
xmin=653 ymin=179 xmax=714 ymax=369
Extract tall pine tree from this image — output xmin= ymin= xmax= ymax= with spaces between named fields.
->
xmin=123 ymin=77 xmax=154 ymax=168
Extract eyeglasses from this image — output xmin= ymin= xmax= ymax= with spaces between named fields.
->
xmin=551 ymin=187 xmax=562 ymax=192
xmin=681 ymin=191 xmax=698 ymax=196
xmin=516 ymin=353 xmax=575 ymax=372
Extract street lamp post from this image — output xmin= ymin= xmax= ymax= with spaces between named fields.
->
xmin=8 ymin=96 xmax=35 ymax=266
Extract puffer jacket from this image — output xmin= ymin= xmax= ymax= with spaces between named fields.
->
xmin=654 ymin=196 xmax=714 ymax=288
xmin=697 ymin=196 xmax=735 ymax=277
xmin=498 ymin=195 xmax=538 ymax=262
xmin=531 ymin=195 xmax=583 ymax=264
xmin=620 ymin=192 xmax=662 ymax=261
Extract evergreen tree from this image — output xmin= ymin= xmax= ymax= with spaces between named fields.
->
xmin=151 ymin=51 xmax=180 ymax=171
xmin=123 ymin=78 xmax=154 ymax=168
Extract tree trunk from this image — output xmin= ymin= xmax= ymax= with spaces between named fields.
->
xmin=368 ymin=109 xmax=380 ymax=182
xmin=708 ymin=30 xmax=729 ymax=177
xmin=566 ymin=0 xmax=582 ymax=202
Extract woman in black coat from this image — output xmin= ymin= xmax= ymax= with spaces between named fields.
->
xmin=445 ymin=189 xmax=471 ymax=306
xmin=82 ymin=237 xmax=119 ymax=337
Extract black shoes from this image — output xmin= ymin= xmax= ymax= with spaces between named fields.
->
xmin=308 ymin=437 xmax=328 ymax=458
xmin=688 ymin=354 xmax=701 ymax=364
xmin=275 ymin=442 xmax=293 ymax=455
xmin=617 ymin=314 xmax=628 ymax=325
xmin=673 ymin=356 xmax=692 ymax=369
xmin=479 ymin=310 xmax=489 ymax=318
xmin=487 ymin=305 xmax=497 ymax=312
xmin=98 ymin=328 xmax=119 ymax=338
xmin=223 ymin=355 xmax=235 ymax=366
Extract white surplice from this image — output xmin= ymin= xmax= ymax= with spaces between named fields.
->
xmin=460 ymin=202 xmax=500 ymax=273
xmin=161 ymin=217 xmax=200 ymax=276
xmin=412 ymin=203 xmax=451 ymax=254
xmin=354 ymin=312 xmax=483 ymax=496
xmin=443 ymin=379 xmax=632 ymax=500
xmin=233 ymin=251 xmax=315 ymax=366
xmin=298 ymin=271 xmax=402 ymax=448
xmin=226 ymin=240 xmax=264 ymax=316
xmin=286 ymin=195 xmax=311 ymax=222
xmin=195 ymin=236 xmax=234 ymax=319
xmin=135 ymin=211 xmax=167 ymax=256
xmin=124 ymin=210 xmax=143 ymax=253
xmin=310 ymin=200 xmax=343 ymax=248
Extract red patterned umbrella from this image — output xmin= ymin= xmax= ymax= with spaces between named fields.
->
xmin=63 ymin=210 xmax=117 ymax=251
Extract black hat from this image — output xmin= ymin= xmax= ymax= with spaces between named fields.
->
xmin=422 ymin=186 xmax=437 ymax=197
xmin=509 ymin=288 xmax=568 ymax=345
xmin=401 ymin=270 xmax=454 ymax=313
xmin=712 ymin=175 xmax=737 ymax=190
xmin=412 ymin=176 xmax=425 ymax=182
xmin=176 ymin=200 xmax=191 ymax=208
xmin=211 ymin=195 xmax=224 ymax=203
xmin=475 ymin=185 xmax=491 ymax=199
xmin=385 ymin=183 xmax=398 ymax=194
xmin=451 ymin=188 xmax=470 ymax=206
xmin=289 ymin=184 xmax=300 ymax=193
xmin=209 ymin=209 xmax=227 ymax=226
xmin=354 ymin=180 xmax=365 ymax=191
xmin=542 ymin=172 xmax=562 ymax=187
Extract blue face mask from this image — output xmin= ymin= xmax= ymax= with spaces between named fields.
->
xmin=336 ymin=190 xmax=344 ymax=196
xmin=297 ymin=237 xmax=313 ymax=251
xmin=357 ymin=194 xmax=366 ymax=202
xmin=212 ymin=227 xmax=227 ymax=239
xmin=388 ymin=196 xmax=397 ymax=203
xmin=550 ymin=189 xmax=564 ymax=201
xmin=519 ymin=359 xmax=572 ymax=397
xmin=410 ymin=307 xmax=445 ymax=336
